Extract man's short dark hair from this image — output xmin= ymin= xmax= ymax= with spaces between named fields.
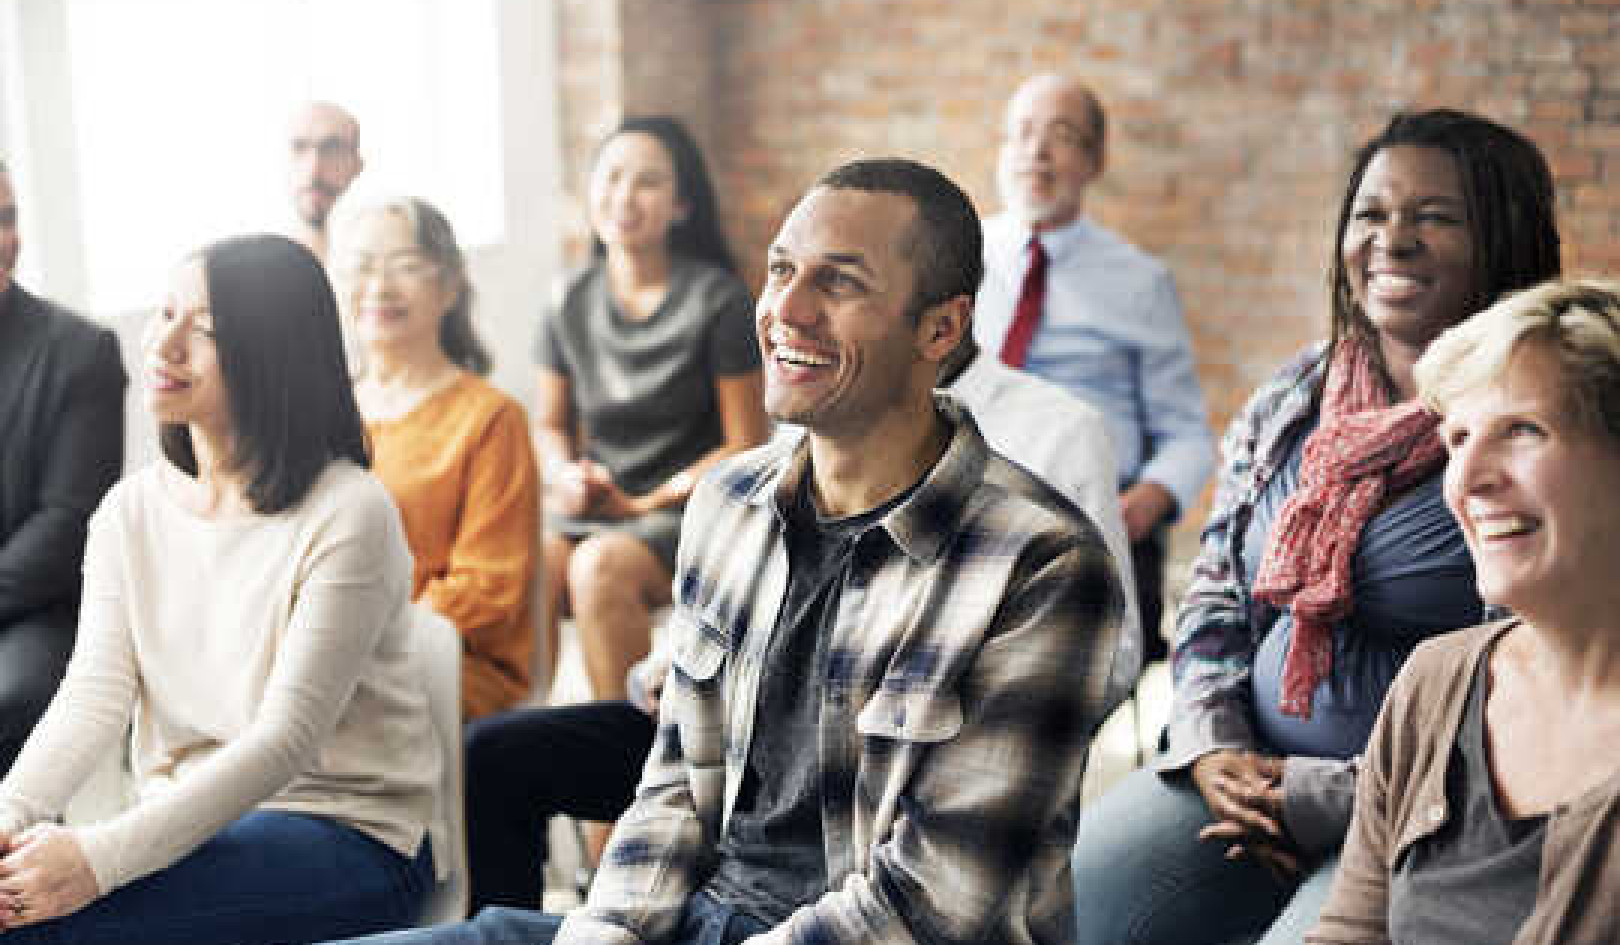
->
xmin=814 ymin=158 xmax=983 ymax=321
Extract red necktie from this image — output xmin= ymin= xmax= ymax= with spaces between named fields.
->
xmin=999 ymin=236 xmax=1047 ymax=368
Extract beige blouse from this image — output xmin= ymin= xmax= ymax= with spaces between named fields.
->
xmin=0 ymin=461 xmax=438 ymax=894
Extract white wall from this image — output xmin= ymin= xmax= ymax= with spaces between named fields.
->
xmin=470 ymin=0 xmax=564 ymax=412
xmin=0 ymin=0 xmax=88 ymax=302
xmin=0 ymin=0 xmax=564 ymax=468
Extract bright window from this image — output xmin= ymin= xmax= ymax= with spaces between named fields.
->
xmin=66 ymin=0 xmax=503 ymax=313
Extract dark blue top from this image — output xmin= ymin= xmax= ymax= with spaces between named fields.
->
xmin=1244 ymin=418 xmax=1482 ymax=758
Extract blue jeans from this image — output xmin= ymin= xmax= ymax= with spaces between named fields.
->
xmin=7 ymin=810 xmax=431 ymax=945
xmin=1072 ymin=766 xmax=1338 ymax=945
xmin=326 ymin=891 xmax=768 ymax=945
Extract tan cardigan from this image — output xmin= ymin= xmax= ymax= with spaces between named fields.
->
xmin=1309 ymin=619 xmax=1620 ymax=945
xmin=367 ymin=374 xmax=540 ymax=719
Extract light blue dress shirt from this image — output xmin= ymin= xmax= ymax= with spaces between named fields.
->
xmin=973 ymin=212 xmax=1214 ymax=516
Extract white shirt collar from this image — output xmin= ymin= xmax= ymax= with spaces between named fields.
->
xmin=1029 ymin=214 xmax=1094 ymax=263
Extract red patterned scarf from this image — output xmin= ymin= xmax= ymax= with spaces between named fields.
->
xmin=1253 ymin=341 xmax=1445 ymax=718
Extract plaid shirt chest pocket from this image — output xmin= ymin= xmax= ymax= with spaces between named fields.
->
xmin=666 ymin=610 xmax=733 ymax=774
xmin=855 ymin=685 xmax=963 ymax=743
xmin=845 ymin=674 xmax=966 ymax=866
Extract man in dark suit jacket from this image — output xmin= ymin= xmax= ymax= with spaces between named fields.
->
xmin=0 ymin=159 xmax=126 ymax=773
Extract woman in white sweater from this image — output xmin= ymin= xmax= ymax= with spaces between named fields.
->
xmin=0 ymin=234 xmax=439 ymax=944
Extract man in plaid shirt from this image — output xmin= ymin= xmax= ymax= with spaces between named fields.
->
xmin=328 ymin=158 xmax=1125 ymax=945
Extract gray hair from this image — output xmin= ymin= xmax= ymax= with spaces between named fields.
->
xmin=328 ymin=193 xmax=490 ymax=375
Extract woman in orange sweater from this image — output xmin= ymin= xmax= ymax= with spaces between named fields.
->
xmin=331 ymin=195 xmax=539 ymax=719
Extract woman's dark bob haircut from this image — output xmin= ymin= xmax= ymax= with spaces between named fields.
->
xmin=590 ymin=114 xmax=737 ymax=275
xmin=1326 ymin=107 xmax=1562 ymax=396
xmin=159 ymin=234 xmax=370 ymax=514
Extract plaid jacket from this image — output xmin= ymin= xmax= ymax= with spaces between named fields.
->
xmin=557 ymin=396 xmax=1126 ymax=945
xmin=1160 ymin=344 xmax=1325 ymax=770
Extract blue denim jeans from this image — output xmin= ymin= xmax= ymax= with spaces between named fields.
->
xmin=1071 ymin=766 xmax=1338 ymax=945
xmin=6 ymin=810 xmax=431 ymax=945
xmin=327 ymin=891 xmax=768 ymax=945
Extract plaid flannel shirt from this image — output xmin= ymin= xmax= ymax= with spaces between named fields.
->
xmin=1159 ymin=344 xmax=1325 ymax=771
xmin=557 ymin=395 xmax=1125 ymax=945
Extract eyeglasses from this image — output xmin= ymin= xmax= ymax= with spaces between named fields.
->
xmin=291 ymin=135 xmax=358 ymax=161
xmin=334 ymin=253 xmax=440 ymax=284
xmin=1003 ymin=121 xmax=1097 ymax=155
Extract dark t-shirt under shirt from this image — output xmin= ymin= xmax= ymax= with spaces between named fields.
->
xmin=702 ymin=475 xmax=916 ymax=925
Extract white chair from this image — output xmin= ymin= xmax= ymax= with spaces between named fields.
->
xmin=60 ymin=603 xmax=469 ymax=925
xmin=109 ymin=308 xmax=158 ymax=475
xmin=415 ymin=606 xmax=471 ymax=925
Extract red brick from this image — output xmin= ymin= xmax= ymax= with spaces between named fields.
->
xmin=551 ymin=0 xmax=1620 ymax=527
xmin=1550 ymin=151 xmax=1599 ymax=182
xmin=1530 ymin=67 xmax=1595 ymax=95
xmin=1560 ymin=10 xmax=1618 ymax=35
xmin=1528 ymin=98 xmax=1586 ymax=123
xmin=1195 ymin=39 xmax=1243 ymax=77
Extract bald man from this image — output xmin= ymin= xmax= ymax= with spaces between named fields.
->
xmin=973 ymin=73 xmax=1212 ymax=668
xmin=287 ymin=101 xmax=364 ymax=261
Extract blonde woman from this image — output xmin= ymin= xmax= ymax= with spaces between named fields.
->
xmin=1310 ymin=279 xmax=1620 ymax=944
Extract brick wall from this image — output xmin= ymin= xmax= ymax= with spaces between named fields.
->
xmin=553 ymin=0 xmax=718 ymax=264
xmin=552 ymin=0 xmax=621 ymax=264
xmin=556 ymin=0 xmax=1620 ymax=553
xmin=621 ymin=0 xmax=718 ymax=157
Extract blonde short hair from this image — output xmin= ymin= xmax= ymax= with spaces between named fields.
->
xmin=1416 ymin=278 xmax=1620 ymax=446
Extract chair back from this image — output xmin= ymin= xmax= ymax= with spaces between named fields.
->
xmin=415 ymin=606 xmax=470 ymax=924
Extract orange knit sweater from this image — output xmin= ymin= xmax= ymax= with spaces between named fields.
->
xmin=367 ymin=373 xmax=539 ymax=719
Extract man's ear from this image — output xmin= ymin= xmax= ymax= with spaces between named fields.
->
xmin=916 ymin=295 xmax=971 ymax=364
